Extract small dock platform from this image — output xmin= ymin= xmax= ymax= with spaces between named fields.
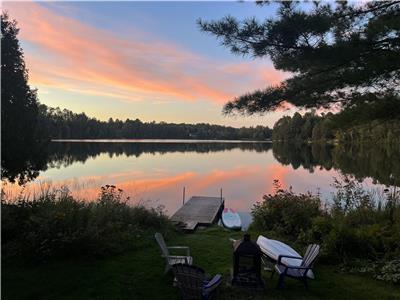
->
xmin=171 ymin=196 xmax=224 ymax=231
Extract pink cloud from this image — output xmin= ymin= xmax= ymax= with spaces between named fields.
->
xmin=4 ymin=2 xmax=287 ymax=105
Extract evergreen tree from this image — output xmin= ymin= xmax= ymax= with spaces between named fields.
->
xmin=1 ymin=12 xmax=39 ymax=145
xmin=1 ymin=12 xmax=44 ymax=183
xmin=199 ymin=1 xmax=400 ymax=115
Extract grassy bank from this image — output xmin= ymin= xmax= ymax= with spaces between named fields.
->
xmin=2 ymin=227 xmax=400 ymax=300
xmin=2 ymin=182 xmax=399 ymax=299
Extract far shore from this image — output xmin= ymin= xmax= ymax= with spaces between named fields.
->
xmin=51 ymin=138 xmax=273 ymax=143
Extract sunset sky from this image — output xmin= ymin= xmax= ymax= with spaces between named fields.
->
xmin=3 ymin=1 xmax=298 ymax=127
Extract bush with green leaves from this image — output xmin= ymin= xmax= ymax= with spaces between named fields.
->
xmin=319 ymin=178 xmax=400 ymax=262
xmin=1 ymin=185 xmax=175 ymax=261
xmin=251 ymin=177 xmax=400 ymax=283
xmin=340 ymin=259 xmax=400 ymax=285
xmin=251 ymin=180 xmax=324 ymax=237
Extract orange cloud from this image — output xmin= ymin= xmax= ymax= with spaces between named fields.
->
xmin=4 ymin=2 xmax=286 ymax=105
xmin=259 ymin=68 xmax=288 ymax=86
xmin=223 ymin=62 xmax=287 ymax=87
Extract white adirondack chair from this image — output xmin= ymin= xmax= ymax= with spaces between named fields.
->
xmin=273 ymin=244 xmax=320 ymax=290
xmin=155 ymin=232 xmax=193 ymax=274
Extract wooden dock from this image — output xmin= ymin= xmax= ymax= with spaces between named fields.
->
xmin=171 ymin=196 xmax=224 ymax=231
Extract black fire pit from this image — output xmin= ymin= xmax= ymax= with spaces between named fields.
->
xmin=231 ymin=234 xmax=264 ymax=288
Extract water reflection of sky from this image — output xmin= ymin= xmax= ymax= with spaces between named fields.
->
xmin=4 ymin=144 xmax=385 ymax=216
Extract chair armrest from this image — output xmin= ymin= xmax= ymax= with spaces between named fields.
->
xmin=284 ymin=265 xmax=311 ymax=271
xmin=168 ymin=246 xmax=190 ymax=256
xmin=275 ymin=264 xmax=312 ymax=277
xmin=284 ymin=265 xmax=313 ymax=277
xmin=277 ymin=255 xmax=302 ymax=265
xmin=203 ymin=274 xmax=222 ymax=292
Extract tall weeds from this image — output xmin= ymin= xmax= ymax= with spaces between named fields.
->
xmin=1 ymin=185 xmax=174 ymax=261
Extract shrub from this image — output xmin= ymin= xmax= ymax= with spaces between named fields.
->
xmin=251 ymin=180 xmax=324 ymax=237
xmin=321 ymin=178 xmax=400 ymax=261
xmin=1 ymin=185 xmax=175 ymax=261
xmin=251 ymin=178 xmax=400 ymax=271
xmin=341 ymin=259 xmax=400 ymax=284
xmin=377 ymin=260 xmax=400 ymax=284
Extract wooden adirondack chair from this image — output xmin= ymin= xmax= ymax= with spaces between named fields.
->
xmin=272 ymin=244 xmax=320 ymax=290
xmin=172 ymin=263 xmax=222 ymax=300
xmin=155 ymin=232 xmax=193 ymax=274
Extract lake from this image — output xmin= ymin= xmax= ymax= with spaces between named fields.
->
xmin=2 ymin=140 xmax=399 ymax=221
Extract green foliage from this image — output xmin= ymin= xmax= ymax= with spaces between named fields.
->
xmin=199 ymin=1 xmax=400 ymax=114
xmin=271 ymin=98 xmax=400 ymax=145
xmin=331 ymin=96 xmax=400 ymax=130
xmin=306 ymin=180 xmax=400 ymax=263
xmin=1 ymin=185 xmax=174 ymax=261
xmin=331 ymin=176 xmax=377 ymax=214
xmin=335 ymin=119 xmax=400 ymax=145
xmin=341 ymin=259 xmax=400 ymax=284
xmin=377 ymin=260 xmax=400 ymax=284
xmin=251 ymin=180 xmax=324 ymax=237
xmin=272 ymin=111 xmax=335 ymax=142
xmin=251 ymin=177 xmax=400 ymax=283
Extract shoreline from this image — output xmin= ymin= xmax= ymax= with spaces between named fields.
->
xmin=51 ymin=138 xmax=273 ymax=143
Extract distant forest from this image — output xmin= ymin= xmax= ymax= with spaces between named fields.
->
xmin=36 ymin=104 xmax=272 ymax=140
xmin=272 ymin=97 xmax=400 ymax=144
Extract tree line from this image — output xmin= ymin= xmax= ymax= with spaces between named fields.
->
xmin=272 ymin=97 xmax=400 ymax=143
xmin=36 ymin=104 xmax=272 ymax=140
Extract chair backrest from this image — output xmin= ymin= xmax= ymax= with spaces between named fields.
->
xmin=301 ymin=244 xmax=320 ymax=268
xmin=172 ymin=264 xmax=206 ymax=300
xmin=155 ymin=232 xmax=169 ymax=257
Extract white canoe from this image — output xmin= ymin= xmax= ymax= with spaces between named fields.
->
xmin=256 ymin=235 xmax=314 ymax=279
xmin=221 ymin=208 xmax=242 ymax=230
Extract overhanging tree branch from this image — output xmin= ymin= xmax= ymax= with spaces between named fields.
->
xmin=199 ymin=1 xmax=400 ymax=114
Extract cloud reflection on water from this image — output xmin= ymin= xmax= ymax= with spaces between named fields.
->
xmin=3 ymin=141 xmax=390 ymax=217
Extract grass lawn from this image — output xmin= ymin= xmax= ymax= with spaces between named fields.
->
xmin=2 ymin=227 xmax=399 ymax=300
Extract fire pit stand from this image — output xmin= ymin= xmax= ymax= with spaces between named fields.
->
xmin=231 ymin=234 xmax=264 ymax=288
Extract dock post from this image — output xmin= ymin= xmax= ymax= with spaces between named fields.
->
xmin=220 ymin=188 xmax=223 ymax=203
xmin=183 ymin=187 xmax=186 ymax=205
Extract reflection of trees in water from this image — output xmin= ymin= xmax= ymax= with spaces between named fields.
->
xmin=332 ymin=143 xmax=400 ymax=186
xmin=272 ymin=142 xmax=335 ymax=172
xmin=2 ymin=142 xmax=273 ymax=183
xmin=1 ymin=140 xmax=49 ymax=184
xmin=47 ymin=142 xmax=273 ymax=167
xmin=272 ymin=142 xmax=400 ymax=186
xmin=7 ymin=140 xmax=399 ymax=187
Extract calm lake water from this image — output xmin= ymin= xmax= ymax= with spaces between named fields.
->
xmin=3 ymin=140 xmax=399 ymax=220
